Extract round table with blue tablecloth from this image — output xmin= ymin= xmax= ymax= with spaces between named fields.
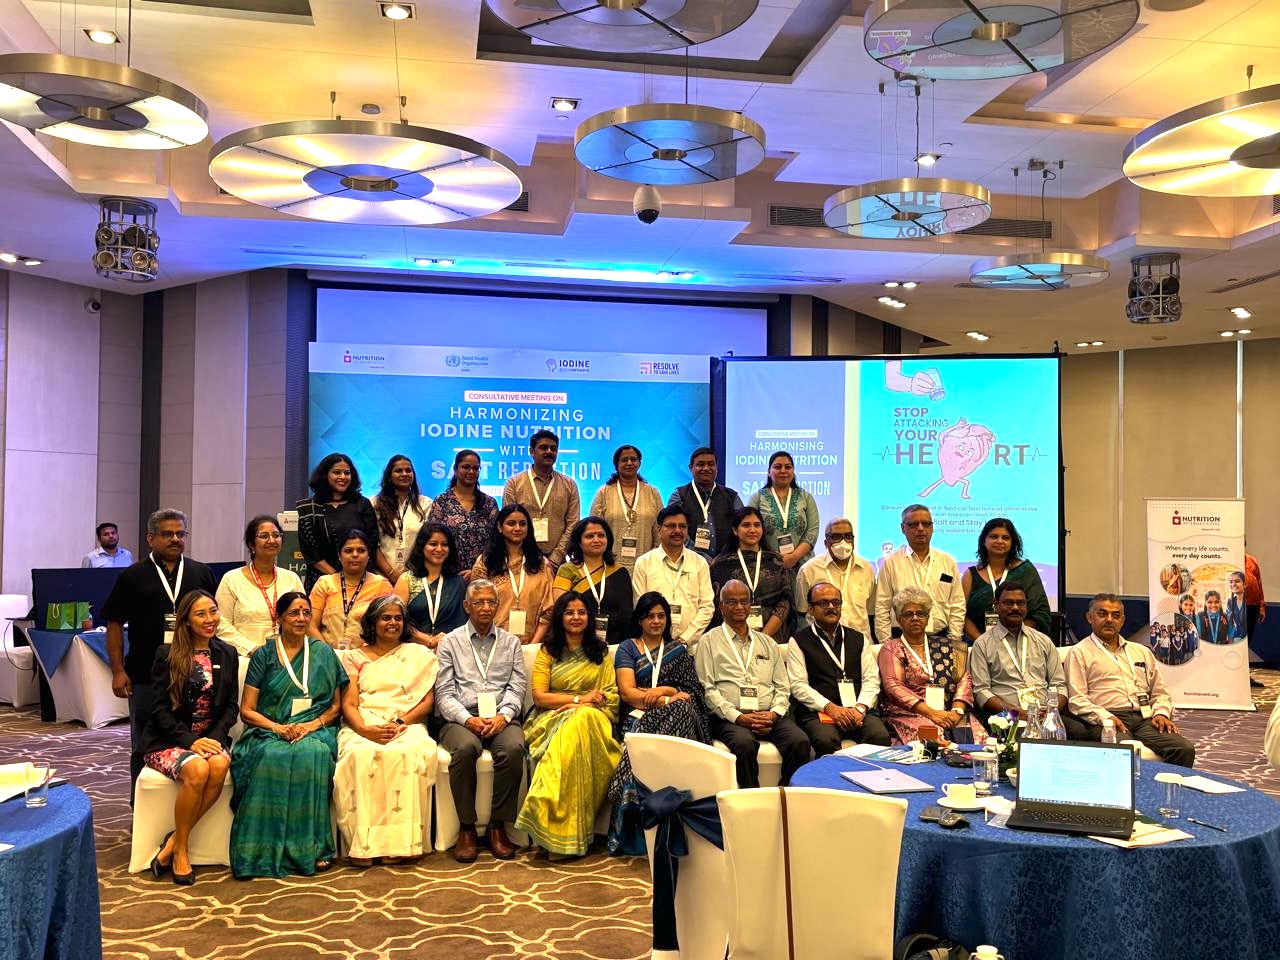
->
xmin=0 ymin=785 xmax=102 ymax=960
xmin=791 ymin=754 xmax=1280 ymax=960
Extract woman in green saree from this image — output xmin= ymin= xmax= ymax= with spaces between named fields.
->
xmin=230 ymin=591 xmax=347 ymax=878
xmin=516 ymin=592 xmax=621 ymax=858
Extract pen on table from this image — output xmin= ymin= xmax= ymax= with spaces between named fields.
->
xmin=1185 ymin=817 xmax=1227 ymax=833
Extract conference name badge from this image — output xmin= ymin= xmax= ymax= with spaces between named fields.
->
xmin=477 ymin=690 xmax=498 ymax=719
xmin=694 ymin=524 xmax=712 ymax=551
xmin=985 ymin=610 xmax=999 ymax=631
xmin=1138 ymin=693 xmax=1153 ymax=719
xmin=532 ymin=517 xmax=550 ymax=543
xmin=925 ymin=685 xmax=946 ymax=712
xmin=748 ymin=605 xmax=764 ymax=630
xmin=629 ymin=708 xmax=645 ymax=720
xmin=508 ymin=609 xmax=527 ymax=636
xmin=620 ymin=537 xmax=638 ymax=561
xmin=739 ymin=685 xmax=759 ymax=711
xmin=777 ymin=533 xmax=795 ymax=556
xmin=164 ymin=613 xmax=177 ymax=645
xmin=670 ymin=604 xmax=682 ymax=618
xmin=290 ymin=697 xmax=312 ymax=717
xmin=595 ymin=616 xmax=609 ymax=643
xmin=837 ymin=680 xmax=858 ymax=708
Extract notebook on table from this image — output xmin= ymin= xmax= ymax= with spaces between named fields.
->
xmin=1007 ymin=740 xmax=1135 ymax=839
xmin=840 ymin=768 xmax=935 ymax=794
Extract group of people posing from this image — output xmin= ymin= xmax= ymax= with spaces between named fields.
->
xmin=100 ymin=432 xmax=1197 ymax=884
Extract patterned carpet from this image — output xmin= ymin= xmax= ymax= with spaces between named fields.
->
xmin=3 ymin=673 xmax=1279 ymax=960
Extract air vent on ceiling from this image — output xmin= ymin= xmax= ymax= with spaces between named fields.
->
xmin=1273 ymin=194 xmax=1279 ymax=216
xmin=957 ymin=217 xmax=1051 ymax=239
xmin=140 ymin=0 xmax=313 ymax=19
xmin=769 ymin=205 xmax=827 ymax=228
xmin=733 ymin=272 xmax=843 ymax=284
xmin=1210 ymin=267 xmax=1280 ymax=294
xmin=242 ymin=247 xmax=367 ymax=261
xmin=505 ymin=191 xmax=530 ymax=213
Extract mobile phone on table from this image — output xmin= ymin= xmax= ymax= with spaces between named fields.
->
xmin=918 ymin=806 xmax=945 ymax=823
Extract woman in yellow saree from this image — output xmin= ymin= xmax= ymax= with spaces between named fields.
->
xmin=516 ymin=592 xmax=620 ymax=857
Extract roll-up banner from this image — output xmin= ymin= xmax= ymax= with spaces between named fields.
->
xmin=1146 ymin=498 xmax=1253 ymax=710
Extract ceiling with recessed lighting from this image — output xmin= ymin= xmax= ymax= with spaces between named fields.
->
xmin=0 ymin=0 xmax=1277 ymax=354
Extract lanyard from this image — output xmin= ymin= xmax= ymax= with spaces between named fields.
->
xmin=904 ymin=638 xmax=932 ymax=677
xmin=769 ymin=488 xmax=793 ymax=530
xmin=340 ymin=572 xmax=367 ymax=619
xmin=999 ymin=629 xmax=1028 ymax=682
xmin=526 ymin=470 xmax=553 ymax=514
xmin=508 ymin=561 xmax=526 ymax=601
xmin=1207 ymin=612 xmax=1221 ymax=638
xmin=723 ymin=624 xmax=756 ymax=677
xmin=1092 ymin=636 xmax=1140 ymax=687
xmin=638 ymin=639 xmax=664 ymax=688
xmin=396 ymin=497 xmax=413 ymax=546
xmin=275 ymin=635 xmax=310 ymax=696
xmin=470 ymin=630 xmax=500 ymax=683
xmin=151 ymin=555 xmax=185 ymax=608
xmin=616 ymin=483 xmax=638 ymax=525
xmin=987 ymin=566 xmax=1009 ymax=595
xmin=737 ymin=549 xmax=762 ymax=596
xmin=815 ymin=626 xmax=848 ymax=678
xmin=582 ymin=562 xmax=606 ymax=606
xmin=249 ymin=564 xmax=278 ymax=622
xmin=422 ymin=575 xmax=445 ymax=629
xmin=662 ymin=551 xmax=686 ymax=595
xmin=690 ymin=484 xmax=714 ymax=524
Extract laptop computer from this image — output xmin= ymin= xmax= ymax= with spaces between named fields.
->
xmin=1007 ymin=740 xmax=1136 ymax=839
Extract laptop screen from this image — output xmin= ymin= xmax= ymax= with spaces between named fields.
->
xmin=1017 ymin=741 xmax=1134 ymax=810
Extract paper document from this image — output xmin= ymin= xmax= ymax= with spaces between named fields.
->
xmin=1178 ymin=775 xmax=1245 ymax=795
xmin=1091 ymin=820 xmax=1193 ymax=848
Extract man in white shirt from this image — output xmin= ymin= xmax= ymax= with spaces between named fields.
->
xmin=796 ymin=518 xmax=875 ymax=635
xmin=874 ymin=504 xmax=964 ymax=643
xmin=1064 ymin=594 xmax=1195 ymax=767
xmin=82 ymin=522 xmax=134 ymax=568
xmin=631 ymin=505 xmax=714 ymax=649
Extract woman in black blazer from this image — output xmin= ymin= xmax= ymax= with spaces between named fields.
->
xmin=142 ymin=589 xmax=239 ymax=885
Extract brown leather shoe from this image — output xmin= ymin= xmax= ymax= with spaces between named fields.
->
xmin=454 ymin=826 xmax=478 ymax=864
xmin=487 ymin=823 xmax=516 ymax=860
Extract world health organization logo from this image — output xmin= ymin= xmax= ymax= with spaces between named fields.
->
xmin=445 ymin=354 xmax=461 ymax=368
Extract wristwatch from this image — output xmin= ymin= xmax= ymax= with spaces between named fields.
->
xmin=573 ymin=695 xmax=580 ymax=704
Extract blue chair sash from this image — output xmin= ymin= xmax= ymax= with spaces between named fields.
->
xmin=637 ymin=778 xmax=725 ymax=952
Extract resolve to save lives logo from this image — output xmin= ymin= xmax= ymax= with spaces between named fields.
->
xmin=640 ymin=360 xmax=681 ymax=376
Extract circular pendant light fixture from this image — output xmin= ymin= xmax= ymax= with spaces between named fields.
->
xmin=484 ymin=0 xmax=759 ymax=53
xmin=208 ymin=120 xmax=524 ymax=225
xmin=0 ymin=53 xmax=207 ymax=149
xmin=1122 ymin=83 xmax=1280 ymax=196
xmin=575 ymin=103 xmax=765 ymax=185
xmin=968 ymin=251 xmax=1110 ymax=290
xmin=823 ymin=177 xmax=991 ymax=239
xmin=863 ymin=0 xmax=1139 ymax=80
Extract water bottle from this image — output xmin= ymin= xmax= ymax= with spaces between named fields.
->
xmin=1101 ymin=716 xmax=1117 ymax=745
xmin=1023 ymin=700 xmax=1045 ymax=740
xmin=1040 ymin=685 xmax=1067 ymax=741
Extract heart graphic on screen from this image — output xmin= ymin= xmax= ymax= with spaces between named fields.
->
xmin=918 ymin=418 xmax=995 ymax=500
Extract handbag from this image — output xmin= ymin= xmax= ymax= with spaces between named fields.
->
xmin=894 ymin=933 xmax=974 ymax=960
xmin=45 ymin=601 xmax=91 ymax=631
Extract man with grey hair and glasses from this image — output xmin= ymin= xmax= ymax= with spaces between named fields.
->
xmin=103 ymin=508 xmax=218 ymax=795
xmin=874 ymin=504 xmax=964 ymax=644
xmin=434 ymin=578 xmax=529 ymax=863
xmin=797 ymin=517 xmax=876 ymax=636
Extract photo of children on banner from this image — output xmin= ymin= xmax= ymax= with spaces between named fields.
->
xmin=1196 ymin=589 xmax=1238 ymax=645
xmin=1149 ymin=610 xmax=1199 ymax=666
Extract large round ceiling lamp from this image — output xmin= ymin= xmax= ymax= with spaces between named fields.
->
xmin=863 ymin=0 xmax=1139 ymax=80
xmin=1122 ymin=83 xmax=1280 ymax=196
xmin=823 ymin=177 xmax=991 ymax=239
xmin=484 ymin=0 xmax=759 ymax=53
xmin=575 ymin=103 xmax=765 ymax=185
xmin=968 ymin=251 xmax=1110 ymax=290
xmin=0 ymin=53 xmax=207 ymax=149
xmin=208 ymin=120 xmax=524 ymax=225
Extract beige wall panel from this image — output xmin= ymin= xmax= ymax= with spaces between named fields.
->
xmin=1243 ymin=338 xmax=1280 ymax=585
xmin=1062 ymin=352 xmax=1120 ymax=595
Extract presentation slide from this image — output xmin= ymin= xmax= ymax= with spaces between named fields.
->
xmin=309 ymin=343 xmax=710 ymax=506
xmin=721 ymin=356 xmax=1061 ymax=606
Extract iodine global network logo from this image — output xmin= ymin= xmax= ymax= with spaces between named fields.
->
xmin=341 ymin=348 xmax=386 ymax=370
xmin=545 ymin=357 xmax=591 ymax=374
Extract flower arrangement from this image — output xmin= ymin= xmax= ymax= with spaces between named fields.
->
xmin=986 ymin=709 xmax=1022 ymax=779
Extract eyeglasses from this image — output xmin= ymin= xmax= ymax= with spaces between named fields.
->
xmin=810 ymin=598 xmax=843 ymax=608
xmin=903 ymin=521 xmax=933 ymax=529
xmin=469 ymin=598 xmax=499 ymax=608
xmin=827 ymin=533 xmax=854 ymax=543
xmin=898 ymin=610 xmax=929 ymax=619
xmin=721 ymin=598 xmax=752 ymax=608
xmin=255 ymin=532 xmax=283 ymax=541
xmin=153 ymin=530 xmax=188 ymax=540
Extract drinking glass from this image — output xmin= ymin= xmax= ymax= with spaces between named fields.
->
xmin=971 ymin=751 xmax=997 ymax=797
xmin=1155 ymin=772 xmax=1182 ymax=818
xmin=24 ymin=762 xmax=50 ymax=808
xmin=1120 ymin=739 xmax=1142 ymax=779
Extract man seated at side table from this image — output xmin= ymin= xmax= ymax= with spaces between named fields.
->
xmin=695 ymin=580 xmax=811 ymax=787
xmin=434 ymin=579 xmax=529 ymax=863
xmin=970 ymin=581 xmax=1093 ymax=740
xmin=82 ymin=521 xmax=134 ymax=568
xmin=1064 ymin=593 xmax=1195 ymax=767
xmin=786 ymin=581 xmax=891 ymax=756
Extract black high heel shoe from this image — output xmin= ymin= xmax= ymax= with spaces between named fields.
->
xmin=150 ymin=831 xmax=174 ymax=879
xmin=172 ymin=865 xmax=195 ymax=886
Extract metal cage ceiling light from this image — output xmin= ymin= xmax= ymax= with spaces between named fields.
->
xmin=0 ymin=53 xmax=207 ymax=149
xmin=824 ymin=177 xmax=991 ymax=239
xmin=208 ymin=120 xmax=524 ymax=225
xmin=94 ymin=197 xmax=159 ymax=281
xmin=863 ymin=0 xmax=1139 ymax=80
xmin=1122 ymin=83 xmax=1280 ymax=196
xmin=969 ymin=251 xmax=1110 ymax=290
xmin=575 ymin=103 xmax=765 ymax=185
xmin=484 ymin=0 xmax=759 ymax=53
xmin=1125 ymin=252 xmax=1181 ymax=323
